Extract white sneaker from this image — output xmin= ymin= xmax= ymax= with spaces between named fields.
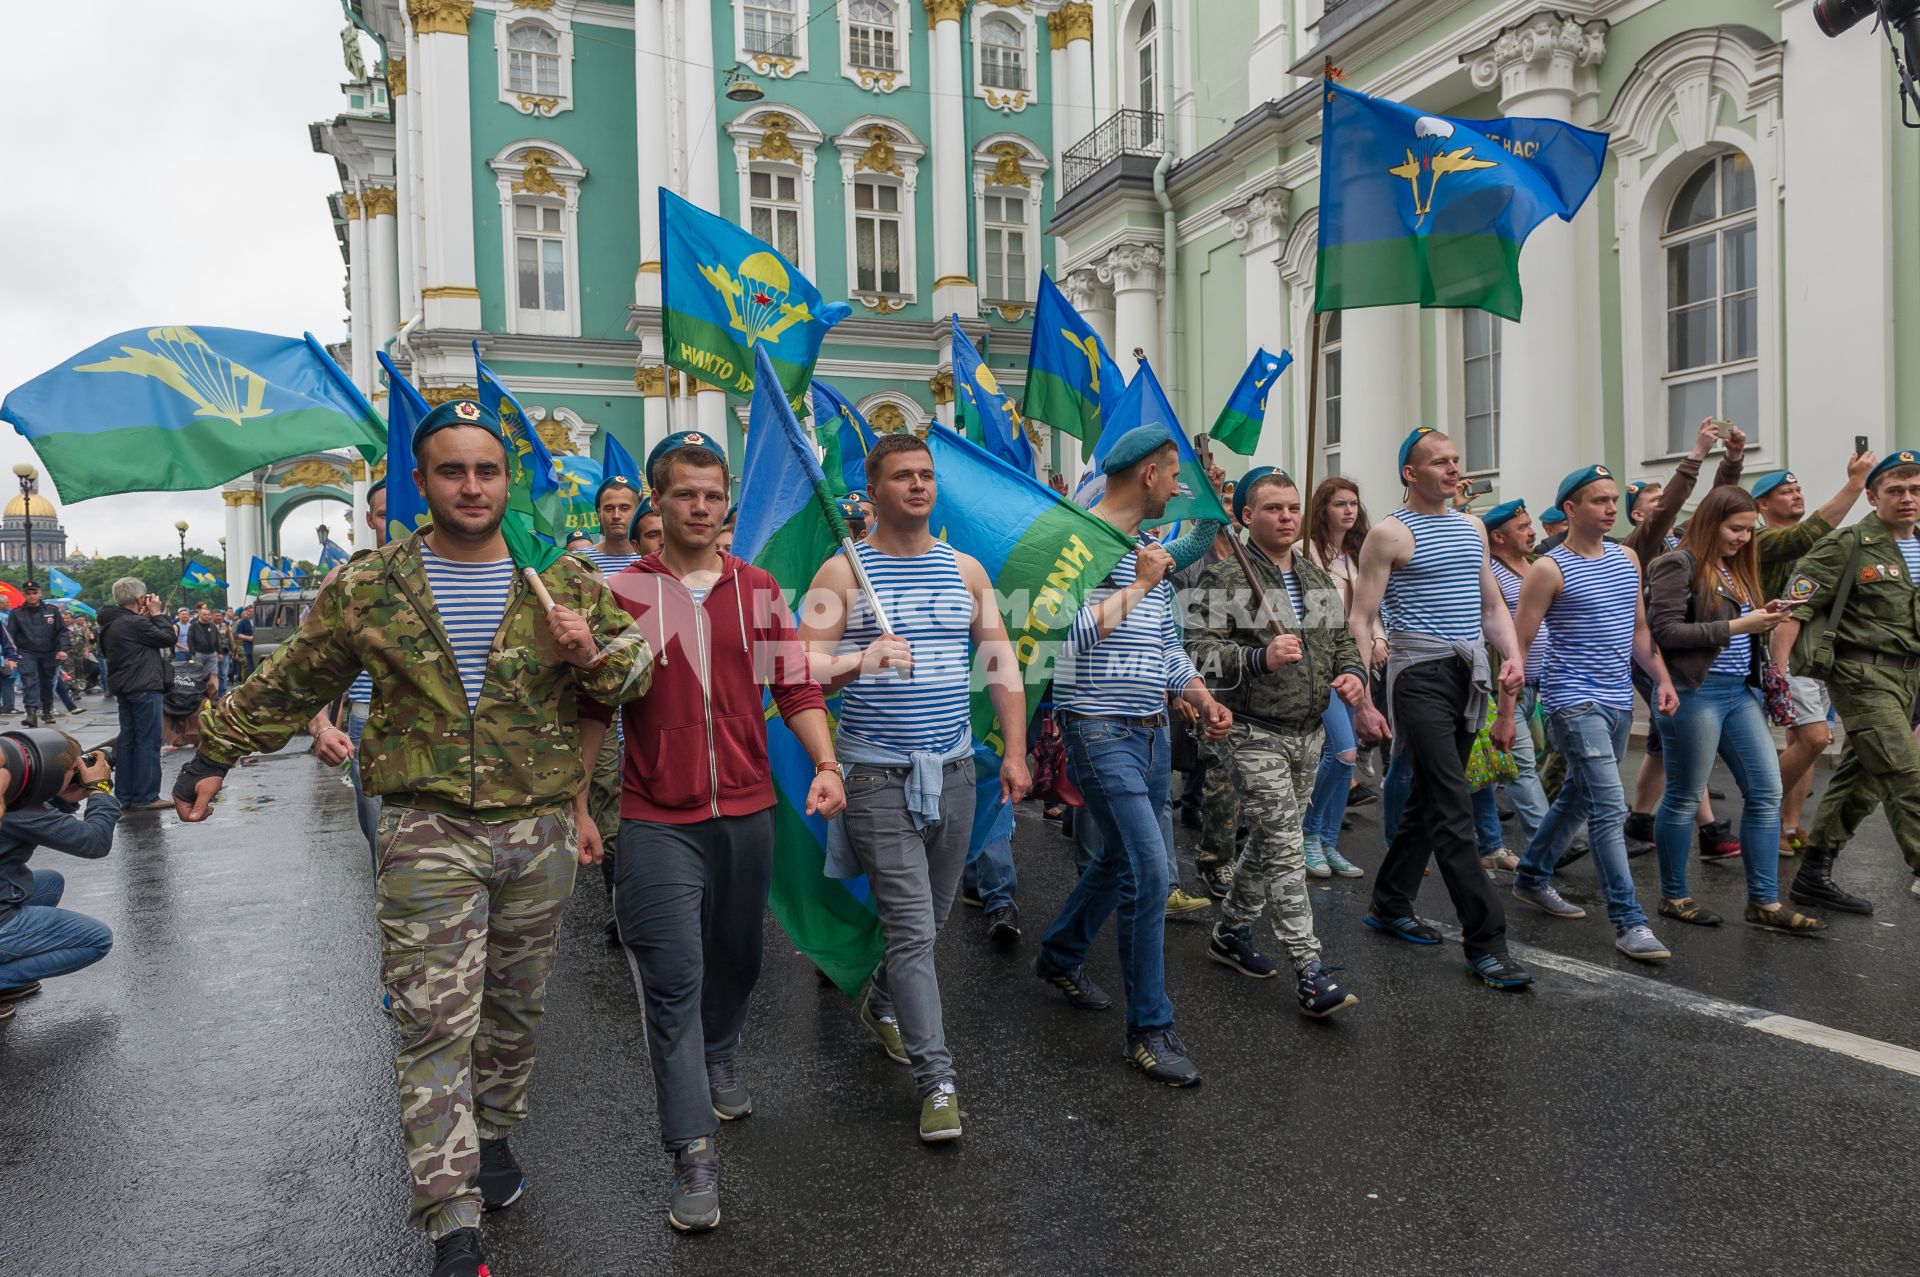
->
xmin=1909 ymin=877 xmax=1920 ymax=900
xmin=1615 ymin=924 xmax=1671 ymax=962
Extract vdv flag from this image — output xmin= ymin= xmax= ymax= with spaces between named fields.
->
xmin=1024 ymin=273 xmax=1124 ymax=460
xmin=245 ymin=556 xmax=272 ymax=597
xmin=1208 ymin=348 xmax=1291 ymax=456
xmin=728 ymin=345 xmax=879 ymax=994
xmin=551 ymin=455 xmax=604 ymax=540
xmin=1 ymin=327 xmax=385 ymax=503
xmin=1077 ymin=361 xmax=1231 ymax=525
xmin=659 ymin=188 xmax=851 ymax=406
xmin=1315 ymin=79 xmax=1608 ymax=320
xmin=377 ymin=351 xmax=433 ymax=543
xmin=600 ymin=431 xmax=644 ymax=496
xmin=475 ymin=345 xmax=566 ymax=572
xmin=950 ymin=316 xmax=1034 ymax=475
xmin=182 ymin=560 xmax=226 ymax=591
xmin=44 ymin=567 xmax=83 ymax=599
xmin=810 ymin=380 xmax=879 ymax=498
xmin=318 ymin=538 xmax=349 ymax=572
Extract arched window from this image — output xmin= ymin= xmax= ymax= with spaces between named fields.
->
xmin=1461 ymin=311 xmax=1501 ymax=474
xmin=507 ymin=24 xmax=560 ymax=96
xmin=1661 ymin=152 xmax=1757 ymax=454
xmin=1321 ymin=309 xmax=1342 ymax=478
xmin=744 ymin=0 xmax=798 ymax=57
xmin=980 ymin=15 xmax=1026 ymax=91
xmin=848 ymin=0 xmax=897 ymax=70
xmin=489 ymin=144 xmax=587 ymax=337
xmin=1136 ymin=4 xmax=1157 ymax=109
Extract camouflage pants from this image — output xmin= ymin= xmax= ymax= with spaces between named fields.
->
xmin=1218 ymin=722 xmax=1324 ymax=969
xmin=1195 ymin=733 xmax=1240 ymax=872
xmin=589 ymin=723 xmax=622 ymax=892
xmin=376 ymin=805 xmax=578 ymax=1239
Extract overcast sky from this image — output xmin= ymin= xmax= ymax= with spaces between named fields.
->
xmin=0 ymin=2 xmax=357 ymax=562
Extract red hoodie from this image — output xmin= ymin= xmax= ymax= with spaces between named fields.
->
xmin=606 ymin=553 xmax=826 ymax=823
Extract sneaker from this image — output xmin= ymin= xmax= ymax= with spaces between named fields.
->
xmin=1910 ymin=877 xmax=1920 ymax=900
xmin=1465 ymin=951 xmax=1534 ymax=990
xmin=1206 ymin=923 xmax=1278 ymax=979
xmin=1556 ymin=838 xmax=1591 ymax=869
xmin=1198 ymin=862 xmax=1233 ymax=900
xmin=0 ymin=1001 xmax=12 ymax=1022
xmin=668 ymin=1138 xmax=721 ymax=1232
xmin=1303 ymin=836 xmax=1332 ymax=878
xmin=1697 ymin=820 xmax=1742 ymax=861
xmin=858 ymin=988 xmax=909 ymax=1065
xmin=1125 ymin=1029 xmax=1202 ymax=1087
xmin=476 ymin=1137 xmax=525 ymax=1211
xmin=1165 ymin=887 xmax=1213 ymax=916
xmin=0 ymin=981 xmax=42 ymax=1004
xmin=985 ymin=905 xmax=1022 ymax=947
xmin=1296 ymin=960 xmax=1359 ymax=1018
xmin=1364 ymin=910 xmax=1441 ymax=945
xmin=431 ymin=1228 xmax=489 ymax=1277
xmin=919 ymin=1081 xmax=962 ymax=1143
xmin=1348 ymin=783 xmax=1379 ymax=807
xmin=1511 ymin=882 xmax=1586 ymax=919
xmin=959 ymin=888 xmax=984 ymax=909
xmin=708 ymin=1058 xmax=753 ymax=1120
xmin=1614 ymin=925 xmax=1671 ymax=962
xmin=1033 ymin=954 xmax=1112 ymax=1010
xmin=1623 ymin=812 xmax=1655 ymax=856
xmin=1324 ymin=847 xmax=1365 ymax=878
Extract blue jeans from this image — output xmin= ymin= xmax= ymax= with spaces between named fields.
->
xmin=1503 ymin=691 xmax=1552 ymax=845
xmin=964 ymin=826 xmax=1018 ymax=913
xmin=0 ymin=869 xmax=113 ymax=988
xmin=1070 ymin=784 xmax=1179 ymax=891
xmin=346 ymin=708 xmax=383 ymax=865
xmin=1653 ymin=674 xmax=1783 ymax=904
xmin=1040 ymin=717 xmax=1174 ymax=1038
xmin=1520 ymin=701 xmax=1647 ymax=930
xmin=0 ymin=666 xmax=14 ymax=712
xmin=1302 ymin=690 xmax=1357 ymax=850
xmin=113 ymin=690 xmax=164 ymax=806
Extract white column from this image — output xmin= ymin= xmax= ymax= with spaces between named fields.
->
xmin=1338 ymin=304 xmax=1419 ymax=507
xmin=367 ymin=187 xmax=400 ymax=363
xmin=637 ymin=367 xmax=672 ymax=457
xmin=411 ymin=0 xmax=481 ymax=329
xmin=390 ymin=56 xmax=420 ymax=326
xmin=1101 ymin=242 xmax=1163 ymax=372
xmin=1249 ymin=0 xmax=1294 ymax=104
xmin=1467 ymin=12 xmax=1606 ymax=507
xmin=223 ymin=498 xmax=244 ymax=609
xmin=1061 ymin=266 xmax=1115 ymax=351
xmin=345 ymin=191 xmax=372 ymax=395
xmin=681 ymin=0 xmax=721 ymax=210
xmin=635 ymin=0 xmax=669 ymax=306
xmin=927 ymin=0 xmax=977 ymax=318
xmin=1231 ymin=187 xmax=1290 ymax=468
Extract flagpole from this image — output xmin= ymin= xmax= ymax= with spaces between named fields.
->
xmin=1301 ymin=309 xmax=1327 ymax=498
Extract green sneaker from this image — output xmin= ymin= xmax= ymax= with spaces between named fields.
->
xmin=859 ymin=987 xmax=908 ymax=1065
xmin=919 ymin=1081 xmax=962 ymax=1143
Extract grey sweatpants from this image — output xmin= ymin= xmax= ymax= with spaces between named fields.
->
xmin=845 ymin=758 xmax=976 ymax=1096
xmin=614 ymin=808 xmax=774 ymax=1151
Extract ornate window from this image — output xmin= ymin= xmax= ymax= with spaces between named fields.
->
xmin=727 ymin=107 xmax=824 ymax=274
xmin=736 ymin=0 xmax=806 ymax=76
xmin=1661 ymin=153 xmax=1758 ymax=454
xmin=983 ymin=194 xmax=1028 ymax=304
xmin=972 ymin=136 xmax=1048 ymax=315
xmin=1135 ymin=3 xmax=1158 ymax=111
xmin=494 ymin=9 xmax=574 ymax=116
xmin=834 ymin=118 xmax=924 ymax=307
xmin=508 ymin=25 xmax=559 ymax=95
xmin=1461 ymin=311 xmax=1502 ymax=474
xmin=489 ymin=143 xmax=586 ymax=337
xmin=749 ymin=172 xmax=802 ymax=261
xmin=853 ymin=180 xmax=904 ymax=295
xmin=745 ymin=0 xmax=797 ymax=54
xmin=971 ymin=4 xmax=1036 ymax=111
xmin=1321 ymin=310 xmax=1343 ymax=479
xmin=838 ymin=0 xmax=910 ymax=92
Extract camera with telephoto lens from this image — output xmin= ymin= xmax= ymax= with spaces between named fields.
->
xmin=0 ymin=728 xmax=89 ymax=809
xmin=1815 ymin=0 xmax=1920 ymax=125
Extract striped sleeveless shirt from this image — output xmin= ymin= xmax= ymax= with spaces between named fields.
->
xmin=1540 ymin=541 xmax=1638 ymax=712
xmin=1491 ymin=557 xmax=1547 ymax=687
xmin=1707 ymin=564 xmax=1754 ymax=679
xmin=1382 ymin=508 xmax=1483 ymax=641
xmin=838 ymin=539 xmax=973 ymax=752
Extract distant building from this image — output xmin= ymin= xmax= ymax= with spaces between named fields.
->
xmin=0 ymin=492 xmax=67 ymax=565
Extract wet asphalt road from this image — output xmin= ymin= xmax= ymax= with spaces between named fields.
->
xmin=4 ymin=706 xmax=1919 ymax=1276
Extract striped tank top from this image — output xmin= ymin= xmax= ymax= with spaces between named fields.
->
xmin=1540 ymin=541 xmax=1638 ymax=712
xmin=1491 ymin=557 xmax=1547 ymax=687
xmin=838 ymin=540 xmax=973 ymax=752
xmin=1708 ymin=565 xmax=1754 ymax=679
xmin=585 ymin=548 xmax=642 ymax=577
xmin=419 ymin=548 xmax=514 ymax=710
xmin=1382 ymin=508 xmax=1484 ymax=641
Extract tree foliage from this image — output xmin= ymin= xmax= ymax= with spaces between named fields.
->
xmin=0 ymin=549 xmax=317 ymax=610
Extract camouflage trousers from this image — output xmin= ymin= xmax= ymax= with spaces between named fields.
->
xmin=588 ymin=723 xmax=622 ymax=892
xmin=375 ymin=805 xmax=578 ymax=1239
xmin=1218 ymin=722 xmax=1324 ymax=969
xmin=1195 ymin=732 xmax=1240 ymax=872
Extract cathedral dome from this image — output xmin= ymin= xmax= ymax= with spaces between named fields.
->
xmin=3 ymin=493 xmax=57 ymax=519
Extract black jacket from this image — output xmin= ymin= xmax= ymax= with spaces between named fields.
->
xmin=0 ymin=792 xmax=119 ymax=928
xmin=7 ymin=601 xmax=69 ymax=656
xmin=186 ymin=618 xmax=222 ymax=656
xmin=98 ymin=604 xmax=178 ymax=695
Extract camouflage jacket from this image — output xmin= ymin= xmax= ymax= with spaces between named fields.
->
xmin=199 ymin=528 xmax=652 ymax=822
xmin=1186 ymin=546 xmax=1365 ymax=734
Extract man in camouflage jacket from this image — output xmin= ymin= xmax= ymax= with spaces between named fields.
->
xmin=174 ymin=402 xmax=651 ymax=1277
xmin=1186 ymin=469 xmax=1383 ymax=1017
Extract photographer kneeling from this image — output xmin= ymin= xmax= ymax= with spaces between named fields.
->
xmin=0 ymin=732 xmax=118 ymax=1021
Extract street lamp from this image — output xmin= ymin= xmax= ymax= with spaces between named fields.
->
xmin=12 ymin=463 xmax=37 ymax=587
xmin=176 ymin=520 xmax=189 ymax=602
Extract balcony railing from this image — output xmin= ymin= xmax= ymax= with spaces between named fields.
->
xmin=1061 ymin=109 xmax=1164 ymax=195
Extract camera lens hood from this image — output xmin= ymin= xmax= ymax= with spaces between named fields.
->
xmin=0 ymin=728 xmax=84 ymax=809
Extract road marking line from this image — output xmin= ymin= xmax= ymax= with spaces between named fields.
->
xmin=1747 ymin=1014 xmax=1920 ymax=1079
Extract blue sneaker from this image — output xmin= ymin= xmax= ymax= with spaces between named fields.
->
xmin=1303 ymin=835 xmax=1332 ymax=878
xmin=1324 ymin=846 xmax=1365 ymax=878
xmin=1364 ymin=910 xmax=1441 ymax=945
xmin=1295 ymin=960 xmax=1359 ymax=1017
xmin=1207 ymin=923 xmax=1278 ymax=979
xmin=1466 ymin=951 xmax=1535 ymax=990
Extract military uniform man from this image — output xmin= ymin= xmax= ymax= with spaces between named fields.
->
xmin=173 ymin=401 xmax=652 ymax=1277
xmin=1770 ymin=449 xmax=1920 ymax=914
xmin=1186 ymin=467 xmax=1384 ymax=1016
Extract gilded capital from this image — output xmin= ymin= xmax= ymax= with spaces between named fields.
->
xmin=339 ymin=190 xmax=362 ymax=220
xmin=362 ymin=185 xmax=398 ymax=218
xmin=421 ymin=383 xmax=480 ymax=405
xmin=348 ymin=459 xmax=370 ymax=481
xmin=634 ymin=366 xmax=669 ymax=397
xmin=408 ymin=0 xmax=473 ymax=37
xmin=929 ymin=369 xmax=955 ymax=405
xmin=1049 ymin=2 xmax=1093 ymax=50
xmin=386 ymin=56 xmax=407 ymax=96
xmin=924 ymin=0 xmax=967 ymax=27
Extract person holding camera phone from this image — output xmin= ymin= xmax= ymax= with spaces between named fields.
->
xmin=96 ymin=578 xmax=179 ymax=811
xmin=0 ymin=731 xmax=118 ymax=1022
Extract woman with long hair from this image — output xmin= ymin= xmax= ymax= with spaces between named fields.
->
xmin=1301 ymin=477 xmax=1383 ymax=877
xmin=1645 ymin=486 xmax=1822 ymax=932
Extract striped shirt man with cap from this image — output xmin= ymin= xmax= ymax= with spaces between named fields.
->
xmin=1481 ymin=498 xmax=1552 ymax=853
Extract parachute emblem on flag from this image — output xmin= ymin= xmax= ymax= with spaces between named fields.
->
xmin=1388 ymin=117 xmax=1499 ymax=224
xmin=698 ymin=251 xmax=818 ymax=347
xmin=72 ymin=326 xmax=273 ymax=427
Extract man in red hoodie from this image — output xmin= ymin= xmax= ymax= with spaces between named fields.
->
xmin=589 ymin=433 xmax=841 ymax=1234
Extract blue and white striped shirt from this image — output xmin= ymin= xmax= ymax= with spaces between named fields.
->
xmin=1541 ymin=541 xmax=1638 ymax=712
xmin=347 ymin=671 xmax=373 ymax=705
xmin=839 ymin=540 xmax=974 ymax=753
xmin=419 ymin=548 xmax=514 ymax=710
xmin=1708 ymin=566 xmax=1754 ymax=679
xmin=1281 ymin=569 xmax=1305 ymax=623
xmin=1382 ymin=508 xmax=1484 ymax=642
xmin=1492 ymin=558 xmax=1547 ymax=687
xmin=585 ymin=548 xmax=643 ymax=577
xmin=1056 ymin=542 xmax=1202 ymax=718
xmin=1897 ymin=535 xmax=1920 ymax=583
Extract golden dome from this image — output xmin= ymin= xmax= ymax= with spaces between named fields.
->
xmin=3 ymin=493 xmax=57 ymax=519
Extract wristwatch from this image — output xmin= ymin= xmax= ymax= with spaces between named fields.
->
xmin=87 ymin=781 xmax=112 ymax=796
xmin=815 ymin=760 xmax=841 ymax=774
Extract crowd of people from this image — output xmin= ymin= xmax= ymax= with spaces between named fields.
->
xmin=6 ymin=395 xmax=1918 ymax=1277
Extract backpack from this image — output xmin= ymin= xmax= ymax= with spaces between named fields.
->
xmin=1789 ymin=531 xmax=1865 ymax=682
xmin=165 ymin=657 xmax=213 ymax=718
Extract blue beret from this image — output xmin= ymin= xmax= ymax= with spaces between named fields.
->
xmin=367 ymin=477 xmax=386 ymax=500
xmin=1869 ymin=450 xmax=1920 ymax=487
xmin=646 ymin=430 xmax=726 ymax=480
xmin=411 ymin=399 xmax=507 ymax=456
xmin=837 ymin=495 xmax=868 ymax=522
xmin=594 ymin=472 xmax=643 ymax=508
xmin=1482 ymin=499 xmax=1526 ymax=531
xmin=844 ymin=489 xmax=870 ymax=504
xmin=1554 ymin=463 xmax=1616 ymax=510
xmin=1750 ymin=471 xmax=1797 ymax=500
xmin=1232 ymin=466 xmax=1291 ymax=525
xmin=625 ymin=495 xmax=656 ymax=542
xmin=1623 ymin=480 xmax=1653 ymax=518
xmin=1397 ymin=426 xmax=1439 ymax=476
xmin=1540 ymin=506 xmax=1567 ymax=527
xmin=1101 ymin=424 xmax=1176 ymax=476
xmin=565 ymin=529 xmax=592 ymax=546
